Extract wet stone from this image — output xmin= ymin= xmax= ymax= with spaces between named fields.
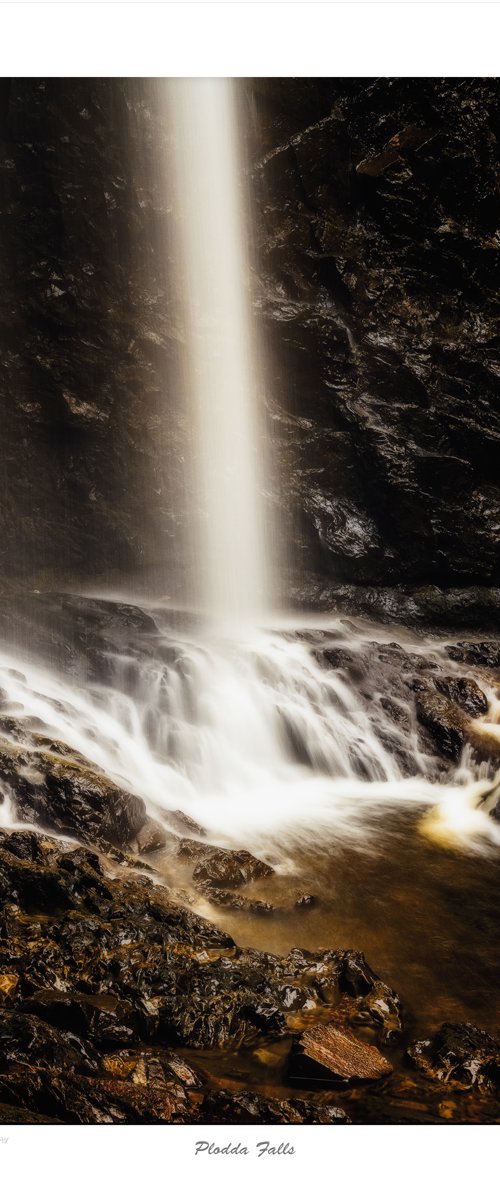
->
xmin=198 ymin=1088 xmax=350 ymax=1124
xmin=134 ymin=818 xmax=169 ymax=855
xmin=415 ymin=690 xmax=465 ymax=761
xmin=407 ymin=1023 xmax=500 ymax=1092
xmin=167 ymin=810 xmax=207 ymax=838
xmin=177 ymin=842 xmax=274 ymax=889
xmin=0 ymin=738 xmax=147 ymax=851
xmin=289 ymin=1023 xmax=393 ymax=1084
xmin=445 ymin=642 xmax=500 ymax=670
xmin=200 ymin=888 xmax=275 ymax=916
xmin=434 ymin=676 xmax=488 ymax=718
xmin=0 ymin=827 xmax=406 ymax=1121
xmin=295 ymin=894 xmax=317 ymax=909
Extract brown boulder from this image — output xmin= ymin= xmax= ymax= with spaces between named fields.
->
xmin=289 ymin=1023 xmax=393 ymax=1084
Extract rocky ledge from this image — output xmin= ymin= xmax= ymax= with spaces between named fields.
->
xmin=0 ymin=826 xmax=499 ymax=1124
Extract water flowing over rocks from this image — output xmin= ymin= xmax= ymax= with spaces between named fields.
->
xmin=0 ymin=79 xmax=499 ymax=1127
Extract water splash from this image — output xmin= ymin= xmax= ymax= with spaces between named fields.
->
xmin=0 ymin=622 xmax=498 ymax=858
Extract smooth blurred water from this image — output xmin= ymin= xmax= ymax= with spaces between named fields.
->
xmin=0 ymin=620 xmax=499 ymax=859
xmin=169 ymin=78 xmax=268 ymax=624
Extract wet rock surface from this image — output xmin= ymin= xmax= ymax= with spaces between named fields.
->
xmin=407 ymin=1023 xmax=500 ymax=1093
xmin=199 ymin=1089 xmax=350 ymax=1124
xmin=414 ymin=691 xmax=465 ymax=762
xmin=0 ymin=736 xmax=147 ymax=851
xmin=305 ymin=622 xmax=500 ymax=780
xmin=177 ymin=842 xmax=274 ymax=890
xmin=0 ymin=826 xmax=406 ymax=1123
xmin=251 ymin=79 xmax=500 ymax=596
xmin=290 ymin=1024 xmax=393 ymax=1084
xmin=0 ymin=805 xmax=498 ymax=1122
xmin=433 ymin=676 xmax=488 ymax=718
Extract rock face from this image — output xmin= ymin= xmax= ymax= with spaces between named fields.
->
xmin=250 ymin=79 xmax=500 ymax=596
xmin=0 ymin=79 xmax=498 ymax=601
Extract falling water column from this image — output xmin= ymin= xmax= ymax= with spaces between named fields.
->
xmin=170 ymin=78 xmax=267 ymax=627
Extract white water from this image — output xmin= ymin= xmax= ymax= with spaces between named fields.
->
xmin=0 ymin=84 xmax=498 ymax=866
xmin=0 ymin=621 xmax=499 ymax=860
xmin=170 ymin=78 xmax=267 ymax=625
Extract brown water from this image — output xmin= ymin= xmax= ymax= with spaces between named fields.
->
xmin=189 ymin=807 xmax=500 ymax=1036
xmin=174 ymin=807 xmax=500 ymax=1123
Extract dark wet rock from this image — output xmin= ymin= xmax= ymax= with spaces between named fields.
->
xmin=445 ymin=642 xmax=500 ymax=670
xmin=379 ymin=696 xmax=411 ymax=732
xmin=0 ymin=827 xmax=406 ymax=1121
xmin=20 ymin=990 xmax=145 ymax=1048
xmin=0 ymin=1011 xmax=100 ymax=1073
xmin=167 ymin=810 xmax=207 ymax=838
xmin=276 ymin=948 xmax=402 ymax=1041
xmin=295 ymin=894 xmax=317 ymax=909
xmin=252 ymin=79 xmax=500 ymax=594
xmin=434 ymin=675 xmax=488 ymax=717
xmin=133 ymin=818 xmax=169 ymax=855
xmin=407 ymin=1023 xmax=500 ymax=1092
xmin=289 ymin=1023 xmax=393 ymax=1084
xmin=0 ymin=844 xmax=80 ymax=912
xmin=0 ymin=1063 xmax=196 ymax=1124
xmin=415 ymin=690 xmax=465 ymax=761
xmin=0 ymin=1102 xmax=62 ymax=1124
xmin=200 ymin=888 xmax=275 ymax=916
xmin=312 ymin=647 xmax=355 ymax=671
xmin=199 ymin=1088 xmax=350 ymax=1124
xmin=0 ymin=737 xmax=147 ymax=850
xmin=177 ymin=842 xmax=274 ymax=890
xmin=158 ymin=976 xmax=286 ymax=1049
xmin=288 ymin=584 xmax=500 ymax=632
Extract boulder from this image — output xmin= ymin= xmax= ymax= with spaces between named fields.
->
xmin=434 ymin=675 xmax=488 ymax=717
xmin=407 ymin=1022 xmax=500 ymax=1092
xmin=0 ymin=737 xmax=147 ymax=850
xmin=200 ymin=888 xmax=275 ymax=916
xmin=289 ymin=1023 xmax=393 ymax=1084
xmin=134 ymin=818 xmax=169 ymax=855
xmin=445 ymin=642 xmax=500 ymax=670
xmin=177 ymin=841 xmax=274 ymax=889
xmin=415 ymin=690 xmax=465 ymax=761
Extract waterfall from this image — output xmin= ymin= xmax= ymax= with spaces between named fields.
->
xmin=0 ymin=83 xmax=497 ymax=865
xmin=170 ymin=78 xmax=267 ymax=627
xmin=0 ymin=615 xmax=499 ymax=857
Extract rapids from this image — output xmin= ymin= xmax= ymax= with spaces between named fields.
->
xmin=0 ymin=610 xmax=499 ymax=860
